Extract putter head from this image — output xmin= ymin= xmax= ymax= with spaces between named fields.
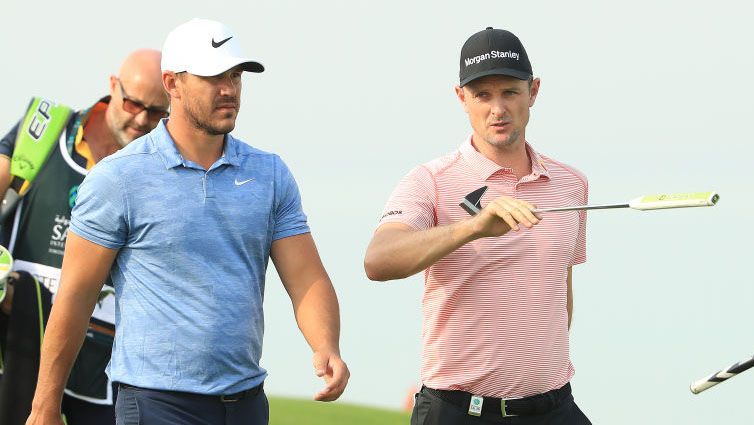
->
xmin=459 ymin=186 xmax=488 ymax=216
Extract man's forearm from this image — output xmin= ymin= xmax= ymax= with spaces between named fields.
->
xmin=271 ymin=233 xmax=350 ymax=401
xmin=294 ymin=277 xmax=341 ymax=353
xmin=364 ymin=220 xmax=475 ymax=282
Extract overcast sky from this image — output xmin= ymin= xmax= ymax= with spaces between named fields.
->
xmin=2 ymin=1 xmax=753 ymax=423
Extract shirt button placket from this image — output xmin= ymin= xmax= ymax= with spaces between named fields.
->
xmin=203 ymin=171 xmax=215 ymax=199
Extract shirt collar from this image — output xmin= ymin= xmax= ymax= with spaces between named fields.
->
xmin=528 ymin=144 xmax=550 ymax=179
xmin=459 ymin=135 xmax=550 ymax=181
xmin=223 ymin=134 xmax=241 ymax=167
xmin=152 ymin=119 xmax=241 ymax=169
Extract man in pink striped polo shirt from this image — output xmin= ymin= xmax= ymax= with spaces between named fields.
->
xmin=365 ymin=27 xmax=591 ymax=424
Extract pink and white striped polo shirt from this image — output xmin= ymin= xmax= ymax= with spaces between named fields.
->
xmin=378 ymin=137 xmax=587 ymax=398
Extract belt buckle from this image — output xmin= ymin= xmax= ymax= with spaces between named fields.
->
xmin=501 ymin=399 xmax=517 ymax=418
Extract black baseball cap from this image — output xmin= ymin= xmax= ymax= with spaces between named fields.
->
xmin=459 ymin=27 xmax=532 ymax=87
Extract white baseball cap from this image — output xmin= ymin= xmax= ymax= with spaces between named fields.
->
xmin=161 ymin=18 xmax=264 ymax=76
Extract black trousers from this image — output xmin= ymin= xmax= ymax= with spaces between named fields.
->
xmin=115 ymin=383 xmax=268 ymax=425
xmin=411 ymin=386 xmax=591 ymax=425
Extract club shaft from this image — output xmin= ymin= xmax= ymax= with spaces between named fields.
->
xmin=533 ymin=203 xmax=630 ymax=213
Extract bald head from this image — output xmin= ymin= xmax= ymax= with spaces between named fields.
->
xmin=118 ymin=49 xmax=163 ymax=90
xmin=107 ymin=48 xmax=169 ymax=146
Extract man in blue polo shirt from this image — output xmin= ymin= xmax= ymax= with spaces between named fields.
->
xmin=25 ymin=18 xmax=349 ymax=425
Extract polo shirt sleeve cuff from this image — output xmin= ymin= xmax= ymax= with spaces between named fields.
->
xmin=69 ymin=223 xmax=124 ymax=250
xmin=272 ymin=224 xmax=310 ymax=242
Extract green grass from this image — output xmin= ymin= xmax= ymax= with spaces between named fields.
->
xmin=269 ymin=396 xmax=410 ymax=425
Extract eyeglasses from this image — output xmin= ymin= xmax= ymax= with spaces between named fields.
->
xmin=116 ymin=78 xmax=169 ymax=120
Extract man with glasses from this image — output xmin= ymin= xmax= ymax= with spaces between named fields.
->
xmin=0 ymin=48 xmax=167 ymax=425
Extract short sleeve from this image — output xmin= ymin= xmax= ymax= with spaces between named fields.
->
xmin=377 ymin=165 xmax=436 ymax=231
xmin=272 ymin=156 xmax=310 ymax=241
xmin=69 ymin=162 xmax=128 ymax=249
xmin=571 ymin=179 xmax=588 ymax=266
xmin=0 ymin=120 xmax=21 ymax=159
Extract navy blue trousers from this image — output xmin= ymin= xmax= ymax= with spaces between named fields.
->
xmin=115 ymin=384 xmax=268 ymax=425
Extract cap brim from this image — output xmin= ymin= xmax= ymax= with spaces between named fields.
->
xmin=188 ymin=57 xmax=265 ymax=77
xmin=239 ymin=61 xmax=264 ymax=73
xmin=460 ymin=68 xmax=531 ymax=87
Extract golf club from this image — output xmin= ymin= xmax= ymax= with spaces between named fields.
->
xmin=690 ymin=354 xmax=754 ymax=394
xmin=460 ymin=186 xmax=719 ymax=216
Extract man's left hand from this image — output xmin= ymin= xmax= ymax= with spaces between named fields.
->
xmin=312 ymin=350 xmax=350 ymax=402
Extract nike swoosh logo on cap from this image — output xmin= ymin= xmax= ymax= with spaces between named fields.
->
xmin=212 ymin=36 xmax=233 ymax=48
xmin=235 ymin=177 xmax=255 ymax=186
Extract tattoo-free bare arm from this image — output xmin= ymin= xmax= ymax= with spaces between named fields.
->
xmin=271 ymin=233 xmax=349 ymax=402
xmin=364 ymin=195 xmax=541 ymax=281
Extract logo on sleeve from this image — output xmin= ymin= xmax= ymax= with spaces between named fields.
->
xmin=380 ymin=210 xmax=403 ymax=220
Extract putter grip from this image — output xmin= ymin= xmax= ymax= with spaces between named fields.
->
xmin=629 ymin=192 xmax=719 ymax=210
xmin=689 ymin=376 xmax=721 ymax=394
xmin=689 ymin=356 xmax=754 ymax=394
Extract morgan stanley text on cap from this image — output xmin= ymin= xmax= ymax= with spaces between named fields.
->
xmin=459 ymin=27 xmax=532 ymax=87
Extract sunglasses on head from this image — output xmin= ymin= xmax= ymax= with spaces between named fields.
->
xmin=116 ymin=78 xmax=169 ymax=120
